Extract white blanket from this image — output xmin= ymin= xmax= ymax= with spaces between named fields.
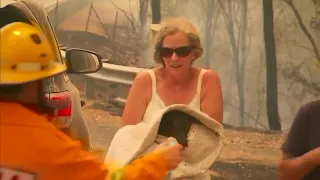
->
xmin=105 ymin=104 xmax=224 ymax=179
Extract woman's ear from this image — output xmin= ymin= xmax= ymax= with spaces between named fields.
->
xmin=190 ymin=52 xmax=196 ymax=60
xmin=154 ymin=51 xmax=165 ymax=67
xmin=191 ymin=48 xmax=202 ymax=61
xmin=196 ymin=48 xmax=203 ymax=59
xmin=153 ymin=51 xmax=159 ymax=63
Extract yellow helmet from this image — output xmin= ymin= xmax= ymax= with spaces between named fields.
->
xmin=0 ymin=22 xmax=67 ymax=85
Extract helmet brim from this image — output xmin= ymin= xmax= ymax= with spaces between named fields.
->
xmin=0 ymin=63 xmax=67 ymax=85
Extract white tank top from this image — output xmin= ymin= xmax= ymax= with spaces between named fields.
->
xmin=142 ymin=69 xmax=206 ymax=123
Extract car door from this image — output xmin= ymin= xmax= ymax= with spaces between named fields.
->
xmin=18 ymin=1 xmax=91 ymax=150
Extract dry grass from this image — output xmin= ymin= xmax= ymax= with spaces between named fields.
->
xmin=218 ymin=129 xmax=282 ymax=167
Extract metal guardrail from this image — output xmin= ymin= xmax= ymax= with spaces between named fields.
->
xmin=86 ymin=63 xmax=145 ymax=85
xmin=84 ymin=63 xmax=147 ymax=109
xmin=60 ymin=50 xmax=147 ymax=111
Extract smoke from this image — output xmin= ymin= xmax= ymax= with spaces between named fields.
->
xmin=175 ymin=1 xmax=207 ymax=68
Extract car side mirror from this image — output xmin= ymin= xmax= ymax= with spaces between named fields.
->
xmin=65 ymin=48 xmax=103 ymax=74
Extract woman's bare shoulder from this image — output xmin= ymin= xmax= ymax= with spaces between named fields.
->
xmin=135 ymin=70 xmax=151 ymax=81
xmin=131 ymin=70 xmax=153 ymax=103
xmin=133 ymin=70 xmax=152 ymax=86
xmin=202 ymin=69 xmax=220 ymax=81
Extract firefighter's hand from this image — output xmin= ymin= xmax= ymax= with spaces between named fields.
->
xmin=155 ymin=137 xmax=184 ymax=170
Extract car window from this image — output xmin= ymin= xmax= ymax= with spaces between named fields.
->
xmin=42 ymin=15 xmax=68 ymax=93
xmin=46 ymin=15 xmax=64 ymax=64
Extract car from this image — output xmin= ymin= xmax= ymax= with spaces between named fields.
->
xmin=0 ymin=0 xmax=103 ymax=151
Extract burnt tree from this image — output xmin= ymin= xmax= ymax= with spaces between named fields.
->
xmin=218 ymin=0 xmax=248 ymax=127
xmin=151 ymin=0 xmax=161 ymax=24
xmin=262 ymin=0 xmax=281 ymax=130
xmin=139 ymin=0 xmax=149 ymax=36
xmin=283 ymin=0 xmax=320 ymax=65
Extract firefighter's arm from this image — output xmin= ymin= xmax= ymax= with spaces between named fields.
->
xmin=51 ymin=140 xmax=167 ymax=180
xmin=123 ymin=151 xmax=169 ymax=180
xmin=106 ymin=151 xmax=168 ymax=180
xmin=47 ymin=139 xmax=109 ymax=180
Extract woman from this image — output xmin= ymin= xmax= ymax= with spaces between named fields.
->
xmin=122 ymin=17 xmax=223 ymax=126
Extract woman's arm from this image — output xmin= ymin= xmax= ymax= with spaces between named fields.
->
xmin=121 ymin=71 xmax=152 ymax=126
xmin=200 ymin=70 xmax=223 ymax=124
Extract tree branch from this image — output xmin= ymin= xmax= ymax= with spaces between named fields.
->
xmin=224 ymin=101 xmax=268 ymax=130
xmin=283 ymin=0 xmax=320 ymax=64
xmin=110 ymin=0 xmax=138 ymax=34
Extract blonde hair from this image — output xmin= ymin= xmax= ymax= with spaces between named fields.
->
xmin=153 ymin=17 xmax=203 ymax=65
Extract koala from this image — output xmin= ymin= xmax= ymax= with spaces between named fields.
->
xmin=158 ymin=110 xmax=200 ymax=148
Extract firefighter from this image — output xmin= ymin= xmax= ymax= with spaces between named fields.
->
xmin=0 ymin=21 xmax=183 ymax=180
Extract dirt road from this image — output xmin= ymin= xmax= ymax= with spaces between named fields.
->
xmin=83 ymin=103 xmax=281 ymax=180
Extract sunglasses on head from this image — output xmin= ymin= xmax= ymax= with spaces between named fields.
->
xmin=159 ymin=46 xmax=193 ymax=58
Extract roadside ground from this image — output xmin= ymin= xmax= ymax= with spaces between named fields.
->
xmin=83 ymin=101 xmax=282 ymax=180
